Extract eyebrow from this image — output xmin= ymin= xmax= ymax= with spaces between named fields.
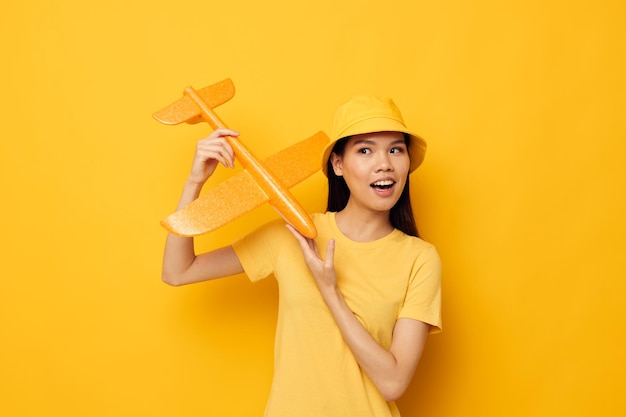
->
xmin=352 ymin=138 xmax=407 ymax=147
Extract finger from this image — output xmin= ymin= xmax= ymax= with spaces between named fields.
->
xmin=286 ymin=224 xmax=307 ymax=249
xmin=213 ymin=145 xmax=235 ymax=169
xmin=197 ymin=138 xmax=235 ymax=168
xmin=286 ymin=224 xmax=319 ymax=258
xmin=324 ymin=239 xmax=335 ymax=268
xmin=193 ymin=150 xmax=225 ymax=172
xmin=311 ymin=238 xmax=321 ymax=258
xmin=210 ymin=128 xmax=240 ymax=139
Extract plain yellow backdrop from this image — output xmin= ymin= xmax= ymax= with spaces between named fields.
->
xmin=2 ymin=0 xmax=625 ymax=416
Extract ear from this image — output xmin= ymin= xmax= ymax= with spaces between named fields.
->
xmin=330 ymin=152 xmax=343 ymax=176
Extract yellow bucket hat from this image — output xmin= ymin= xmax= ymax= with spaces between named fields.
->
xmin=322 ymin=95 xmax=427 ymax=176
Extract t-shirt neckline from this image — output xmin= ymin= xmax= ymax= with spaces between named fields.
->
xmin=327 ymin=211 xmax=403 ymax=249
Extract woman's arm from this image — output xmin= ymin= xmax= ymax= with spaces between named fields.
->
xmin=162 ymin=129 xmax=245 ymax=286
xmin=317 ymin=284 xmax=429 ymax=401
xmin=287 ymin=226 xmax=429 ymax=401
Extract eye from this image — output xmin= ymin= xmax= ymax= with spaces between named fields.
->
xmin=358 ymin=147 xmax=372 ymax=154
xmin=390 ymin=146 xmax=406 ymax=154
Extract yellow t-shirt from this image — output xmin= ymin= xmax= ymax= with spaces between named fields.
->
xmin=232 ymin=212 xmax=442 ymax=417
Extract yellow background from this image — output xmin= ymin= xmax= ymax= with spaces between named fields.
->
xmin=2 ymin=0 xmax=625 ymax=416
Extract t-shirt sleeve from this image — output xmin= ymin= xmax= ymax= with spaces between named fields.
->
xmin=231 ymin=219 xmax=283 ymax=283
xmin=398 ymin=244 xmax=442 ymax=334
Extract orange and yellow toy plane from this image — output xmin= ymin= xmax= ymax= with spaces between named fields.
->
xmin=153 ymin=78 xmax=329 ymax=239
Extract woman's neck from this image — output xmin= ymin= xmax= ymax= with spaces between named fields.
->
xmin=334 ymin=206 xmax=394 ymax=242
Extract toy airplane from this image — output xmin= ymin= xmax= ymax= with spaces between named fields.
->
xmin=153 ymin=78 xmax=329 ymax=239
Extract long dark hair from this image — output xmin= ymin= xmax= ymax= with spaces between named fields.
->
xmin=325 ymin=134 xmax=420 ymax=237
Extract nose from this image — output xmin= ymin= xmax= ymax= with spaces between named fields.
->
xmin=375 ymin=152 xmax=393 ymax=172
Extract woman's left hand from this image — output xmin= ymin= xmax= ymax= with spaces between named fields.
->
xmin=286 ymin=224 xmax=337 ymax=291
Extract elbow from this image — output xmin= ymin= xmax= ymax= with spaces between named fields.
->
xmin=161 ymin=271 xmax=184 ymax=287
xmin=379 ymin=380 xmax=409 ymax=403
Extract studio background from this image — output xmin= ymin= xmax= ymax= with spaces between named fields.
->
xmin=2 ymin=1 xmax=625 ymax=416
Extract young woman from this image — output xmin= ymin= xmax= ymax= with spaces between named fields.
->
xmin=162 ymin=95 xmax=442 ymax=417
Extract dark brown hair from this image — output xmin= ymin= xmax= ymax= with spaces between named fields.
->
xmin=325 ymin=134 xmax=419 ymax=237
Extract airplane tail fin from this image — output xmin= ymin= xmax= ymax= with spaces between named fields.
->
xmin=152 ymin=78 xmax=235 ymax=125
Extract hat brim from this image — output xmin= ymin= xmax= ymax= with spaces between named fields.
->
xmin=321 ymin=118 xmax=427 ymax=176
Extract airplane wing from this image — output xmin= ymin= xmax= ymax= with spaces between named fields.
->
xmin=161 ymin=169 xmax=267 ymax=236
xmin=161 ymin=131 xmax=329 ymax=236
xmin=262 ymin=131 xmax=329 ymax=187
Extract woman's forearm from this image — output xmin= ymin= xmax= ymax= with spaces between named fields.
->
xmin=320 ymin=286 xmax=427 ymax=402
xmin=161 ymin=180 xmax=204 ymax=285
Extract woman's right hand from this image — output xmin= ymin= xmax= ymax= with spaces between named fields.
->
xmin=188 ymin=128 xmax=239 ymax=186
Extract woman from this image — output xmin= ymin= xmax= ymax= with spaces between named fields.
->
xmin=162 ymin=95 xmax=442 ymax=417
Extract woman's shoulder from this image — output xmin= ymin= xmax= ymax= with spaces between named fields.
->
xmin=310 ymin=211 xmax=339 ymax=237
xmin=392 ymin=231 xmax=440 ymax=263
xmin=404 ymin=233 xmax=436 ymax=248
xmin=311 ymin=211 xmax=331 ymax=222
xmin=234 ymin=217 xmax=291 ymax=245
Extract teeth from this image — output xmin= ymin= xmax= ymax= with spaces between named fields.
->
xmin=372 ymin=180 xmax=394 ymax=187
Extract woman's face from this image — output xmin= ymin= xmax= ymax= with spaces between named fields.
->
xmin=330 ymin=131 xmax=410 ymax=213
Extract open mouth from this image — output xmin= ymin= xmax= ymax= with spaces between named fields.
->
xmin=370 ymin=180 xmax=395 ymax=190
